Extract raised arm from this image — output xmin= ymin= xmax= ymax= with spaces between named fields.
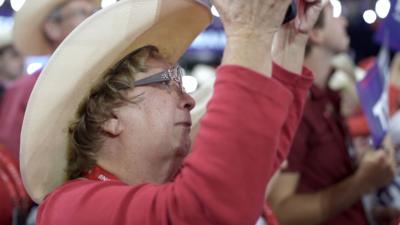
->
xmin=270 ymin=0 xmax=324 ymax=170
xmin=272 ymin=0 xmax=326 ymax=74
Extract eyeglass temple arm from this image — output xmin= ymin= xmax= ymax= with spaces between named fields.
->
xmin=134 ymin=71 xmax=170 ymax=87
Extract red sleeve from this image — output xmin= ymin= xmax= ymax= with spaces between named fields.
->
xmin=0 ymin=73 xmax=39 ymax=161
xmin=37 ymin=65 xmax=297 ymax=225
xmin=271 ymin=63 xmax=313 ymax=172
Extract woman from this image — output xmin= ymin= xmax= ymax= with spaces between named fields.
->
xmin=21 ymin=0 xmax=320 ymax=224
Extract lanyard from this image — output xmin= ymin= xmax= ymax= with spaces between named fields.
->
xmin=84 ymin=165 xmax=118 ymax=181
xmin=263 ymin=202 xmax=280 ymax=225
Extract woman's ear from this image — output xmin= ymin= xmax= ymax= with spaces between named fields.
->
xmin=101 ymin=114 xmax=123 ymax=136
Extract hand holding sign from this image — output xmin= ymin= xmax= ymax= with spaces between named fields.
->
xmin=355 ymin=148 xmax=395 ymax=194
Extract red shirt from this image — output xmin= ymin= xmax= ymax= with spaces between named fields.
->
xmin=286 ymin=85 xmax=368 ymax=225
xmin=0 ymin=172 xmax=13 ymax=225
xmin=0 ymin=71 xmax=40 ymax=161
xmin=36 ymin=64 xmax=313 ymax=225
xmin=0 ymin=146 xmax=31 ymax=225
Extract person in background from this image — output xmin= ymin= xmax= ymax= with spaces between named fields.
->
xmin=0 ymin=29 xmax=24 ymax=97
xmin=189 ymin=0 xmax=327 ymax=223
xmin=268 ymin=2 xmax=396 ymax=225
xmin=0 ymin=27 xmax=27 ymax=225
xmin=0 ymin=0 xmax=100 ymax=161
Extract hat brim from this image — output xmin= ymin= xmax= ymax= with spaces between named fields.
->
xmin=13 ymin=0 xmax=101 ymax=56
xmin=21 ymin=0 xmax=212 ymax=203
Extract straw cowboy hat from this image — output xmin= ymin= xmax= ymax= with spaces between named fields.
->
xmin=13 ymin=0 xmax=101 ymax=55
xmin=21 ymin=0 xmax=212 ymax=203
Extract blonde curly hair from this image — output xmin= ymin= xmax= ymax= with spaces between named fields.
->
xmin=66 ymin=45 xmax=160 ymax=180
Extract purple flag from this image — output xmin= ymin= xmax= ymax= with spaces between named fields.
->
xmin=356 ymin=46 xmax=390 ymax=148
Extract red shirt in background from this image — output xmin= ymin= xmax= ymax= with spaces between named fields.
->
xmin=0 ymin=145 xmax=31 ymax=225
xmin=286 ymin=85 xmax=369 ymax=225
xmin=0 ymin=70 xmax=41 ymax=161
xmin=36 ymin=64 xmax=313 ymax=225
xmin=0 ymin=175 xmax=13 ymax=225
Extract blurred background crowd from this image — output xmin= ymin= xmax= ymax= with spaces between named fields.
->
xmin=0 ymin=0 xmax=393 ymax=76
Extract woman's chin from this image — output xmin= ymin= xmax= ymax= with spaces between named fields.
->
xmin=176 ymin=143 xmax=191 ymax=158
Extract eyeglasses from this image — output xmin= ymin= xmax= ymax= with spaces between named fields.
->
xmin=135 ymin=65 xmax=185 ymax=93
